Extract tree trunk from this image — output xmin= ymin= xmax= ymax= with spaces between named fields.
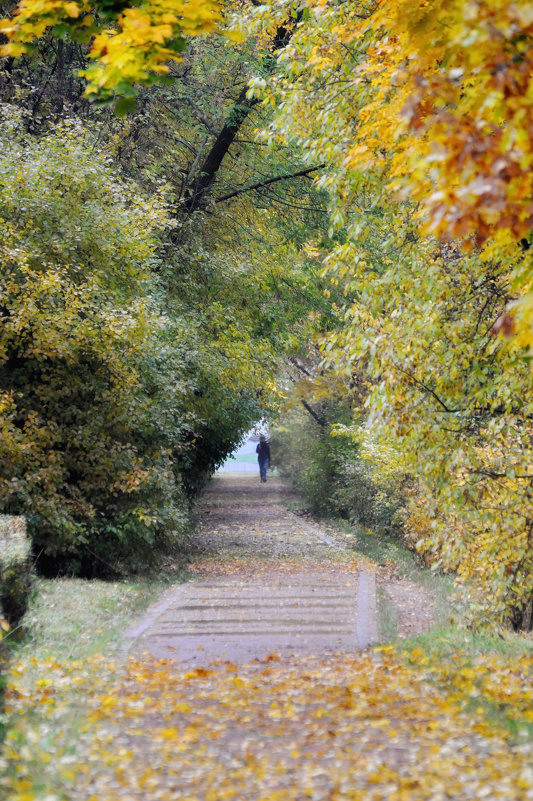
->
xmin=181 ymin=12 xmax=303 ymax=213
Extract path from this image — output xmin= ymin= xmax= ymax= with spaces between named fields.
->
xmin=6 ymin=475 xmax=530 ymax=801
xmin=123 ymin=475 xmax=377 ymax=662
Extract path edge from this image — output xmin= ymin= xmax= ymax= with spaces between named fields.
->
xmin=119 ymin=583 xmax=187 ymax=658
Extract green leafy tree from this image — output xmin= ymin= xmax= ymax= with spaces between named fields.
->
xmin=0 ymin=109 xmax=194 ymax=574
xmin=0 ymin=5 xmax=338 ymax=576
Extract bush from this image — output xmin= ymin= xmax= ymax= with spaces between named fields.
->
xmin=0 ymin=557 xmax=32 ymax=626
xmin=0 ymin=111 xmax=282 ymax=575
xmin=0 ymin=110 xmax=193 ymax=574
xmin=271 ymin=401 xmax=403 ymax=534
xmin=0 ymin=516 xmax=32 ymax=628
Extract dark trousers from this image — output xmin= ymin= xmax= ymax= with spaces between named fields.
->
xmin=259 ymin=458 xmax=268 ymax=481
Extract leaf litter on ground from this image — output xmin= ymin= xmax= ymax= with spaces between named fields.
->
xmin=2 ymin=476 xmax=532 ymax=800
xmin=2 ymin=647 xmax=532 ymax=801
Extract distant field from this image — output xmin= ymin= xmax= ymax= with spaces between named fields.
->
xmin=217 ymin=434 xmax=260 ymax=474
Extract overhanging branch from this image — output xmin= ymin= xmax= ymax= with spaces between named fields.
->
xmin=301 ymin=399 xmax=326 ymax=427
xmin=214 ymin=164 xmax=325 ymax=204
xmin=181 ymin=11 xmax=304 ymax=212
xmin=394 ymin=361 xmax=462 ymax=414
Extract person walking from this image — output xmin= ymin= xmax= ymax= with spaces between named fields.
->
xmin=256 ymin=435 xmax=271 ymax=483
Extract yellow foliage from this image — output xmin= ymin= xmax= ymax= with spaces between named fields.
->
xmin=247 ymin=0 xmax=533 ymax=350
xmin=0 ymin=0 xmax=221 ymax=97
xmin=413 ymin=649 xmax=533 ymax=731
xmin=242 ymin=0 xmax=533 ymax=624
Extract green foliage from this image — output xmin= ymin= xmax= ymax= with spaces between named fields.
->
xmin=271 ymin=401 xmax=402 ymax=534
xmin=0 ymin=95 xmax=327 ymax=574
xmin=0 ymin=516 xmax=32 ymax=628
xmin=0 ymin=109 xmax=193 ymax=574
xmin=0 ymin=555 xmax=32 ymax=626
xmin=0 ymin=13 xmax=353 ymax=578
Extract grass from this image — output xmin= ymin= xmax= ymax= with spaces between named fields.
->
xmin=0 ymin=567 xmax=192 ymax=787
xmin=13 ymin=568 xmax=190 ymax=663
xmin=341 ymin=519 xmax=438 ymax=580
xmin=337 ymin=518 xmax=533 ymax=743
xmin=343 ymin=518 xmax=533 ymax=651
xmin=402 ymin=622 xmax=533 ymax=744
xmin=403 ymin=618 xmax=533 ymax=660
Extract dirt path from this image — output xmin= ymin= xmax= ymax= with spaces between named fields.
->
xmin=123 ymin=475 xmax=377 ymax=662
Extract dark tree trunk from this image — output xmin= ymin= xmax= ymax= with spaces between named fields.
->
xmin=181 ymin=13 xmax=303 ymax=213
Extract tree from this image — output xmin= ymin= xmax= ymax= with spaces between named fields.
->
xmin=0 ymin=13 xmax=334 ymax=573
xmin=0 ymin=0 xmax=221 ymax=105
xmin=248 ymin=0 xmax=533 ymax=346
xmin=244 ymin=0 xmax=533 ymax=627
xmin=0 ymin=109 xmax=196 ymax=573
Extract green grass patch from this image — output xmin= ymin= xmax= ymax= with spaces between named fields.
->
xmin=16 ymin=569 xmax=190 ymax=663
xmin=402 ymin=620 xmax=533 ymax=661
xmin=226 ymin=454 xmax=257 ymax=463
xmin=341 ymin=520 xmax=425 ymax=578
xmin=401 ymin=628 xmax=533 ymax=744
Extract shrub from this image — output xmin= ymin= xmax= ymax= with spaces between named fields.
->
xmin=0 ymin=516 xmax=32 ymax=628
xmin=0 ymin=111 xmax=280 ymax=575
xmin=271 ymin=402 xmax=403 ymax=534
xmin=0 ymin=110 xmax=191 ymax=574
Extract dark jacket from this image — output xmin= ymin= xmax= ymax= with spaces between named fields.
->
xmin=256 ymin=441 xmax=271 ymax=462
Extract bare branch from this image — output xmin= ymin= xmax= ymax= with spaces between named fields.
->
xmin=393 ymin=361 xmax=462 ymax=413
xmin=182 ymin=12 xmax=304 ymax=212
xmin=214 ymin=164 xmax=324 ymax=203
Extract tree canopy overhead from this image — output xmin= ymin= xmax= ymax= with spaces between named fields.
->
xmin=0 ymin=0 xmax=221 ymax=105
xmin=246 ymin=0 xmax=533 ymax=350
xmin=0 ymin=5 xmax=335 ymax=574
xmin=0 ymin=0 xmax=532 ymax=626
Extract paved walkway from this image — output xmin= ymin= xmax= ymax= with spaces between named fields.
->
xmin=7 ymin=475 xmax=530 ymax=801
xmin=123 ymin=475 xmax=377 ymax=663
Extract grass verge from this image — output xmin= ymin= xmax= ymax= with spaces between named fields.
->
xmin=15 ymin=572 xmax=189 ymax=663
xmin=0 ymin=566 xmax=192 ymax=794
xmin=339 ymin=519 xmax=533 ymax=745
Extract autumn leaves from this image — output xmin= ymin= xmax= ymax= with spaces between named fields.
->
xmin=244 ymin=0 xmax=533 ymax=627
xmin=0 ymin=0 xmax=221 ymax=105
